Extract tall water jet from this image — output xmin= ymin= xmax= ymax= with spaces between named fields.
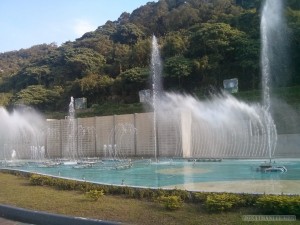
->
xmin=261 ymin=0 xmax=286 ymax=161
xmin=66 ymin=96 xmax=77 ymax=160
xmin=151 ymin=35 xmax=163 ymax=160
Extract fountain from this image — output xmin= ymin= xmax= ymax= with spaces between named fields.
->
xmin=146 ymin=0 xmax=290 ymax=162
xmin=151 ymin=35 xmax=163 ymax=161
xmin=0 ymin=2 xmax=285 ymax=163
xmin=261 ymin=0 xmax=285 ymax=162
xmin=65 ymin=96 xmax=77 ymax=161
xmin=11 ymin=150 xmax=16 ymax=160
xmin=149 ymin=32 xmax=277 ymax=159
xmin=256 ymin=0 xmax=287 ymax=171
xmin=0 ymin=106 xmax=45 ymax=161
xmin=1 ymin=0 xmax=299 ymax=194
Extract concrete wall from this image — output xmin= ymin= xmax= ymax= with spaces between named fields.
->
xmin=157 ymin=112 xmax=181 ymax=157
xmin=114 ymin=114 xmax=135 ymax=157
xmin=77 ymin=117 xmax=96 ymax=157
xmin=44 ymin=112 xmax=300 ymax=159
xmin=2 ymin=111 xmax=299 ymax=160
xmin=95 ymin=115 xmax=114 ymax=157
xmin=46 ymin=119 xmax=62 ymax=158
xmin=275 ymin=134 xmax=300 ymax=158
xmin=46 ymin=113 xmax=159 ymax=158
xmin=135 ymin=113 xmax=155 ymax=157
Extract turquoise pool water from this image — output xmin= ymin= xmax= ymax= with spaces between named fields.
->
xmin=2 ymin=159 xmax=300 ymax=189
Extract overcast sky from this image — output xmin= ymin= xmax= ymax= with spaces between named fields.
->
xmin=0 ymin=0 xmax=157 ymax=53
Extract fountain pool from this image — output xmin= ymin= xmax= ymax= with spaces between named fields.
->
xmin=1 ymin=0 xmax=300 ymax=197
xmin=2 ymin=159 xmax=300 ymax=195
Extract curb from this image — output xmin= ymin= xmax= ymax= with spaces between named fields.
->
xmin=0 ymin=204 xmax=122 ymax=225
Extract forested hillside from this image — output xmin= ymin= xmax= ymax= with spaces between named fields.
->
xmin=0 ymin=0 xmax=300 ymax=113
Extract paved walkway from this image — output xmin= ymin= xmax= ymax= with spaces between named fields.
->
xmin=162 ymin=180 xmax=300 ymax=195
xmin=0 ymin=217 xmax=33 ymax=225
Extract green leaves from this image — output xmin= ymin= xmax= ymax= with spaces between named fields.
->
xmin=85 ymin=189 xmax=104 ymax=201
xmin=162 ymin=31 xmax=189 ymax=57
xmin=78 ymin=74 xmax=114 ymax=98
xmin=0 ymin=92 xmax=13 ymax=107
xmin=62 ymin=47 xmax=106 ymax=77
xmin=205 ymin=193 xmax=243 ymax=212
xmin=256 ymin=195 xmax=300 ymax=216
xmin=112 ymin=23 xmax=145 ymax=45
xmin=164 ymin=56 xmax=193 ymax=79
xmin=118 ymin=67 xmax=149 ymax=97
xmin=157 ymin=195 xmax=183 ymax=210
xmin=190 ymin=23 xmax=246 ymax=57
xmin=14 ymin=85 xmax=63 ymax=110
xmin=119 ymin=67 xmax=149 ymax=83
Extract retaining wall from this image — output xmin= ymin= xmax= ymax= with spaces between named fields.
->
xmin=45 ymin=112 xmax=300 ymax=159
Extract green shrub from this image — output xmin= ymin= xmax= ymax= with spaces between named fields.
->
xmin=205 ymin=193 xmax=243 ymax=212
xmin=170 ymin=189 xmax=191 ymax=201
xmin=239 ymin=193 xmax=259 ymax=206
xmin=134 ymin=188 xmax=146 ymax=199
xmin=143 ymin=188 xmax=156 ymax=199
xmin=256 ymin=195 xmax=300 ymax=216
xmin=124 ymin=186 xmax=135 ymax=197
xmin=154 ymin=189 xmax=168 ymax=198
xmin=134 ymin=188 xmax=156 ymax=200
xmin=191 ymin=192 xmax=258 ymax=206
xmin=157 ymin=195 xmax=183 ymax=210
xmin=108 ymin=185 xmax=124 ymax=195
xmin=29 ymin=174 xmax=44 ymax=185
xmin=85 ymin=189 xmax=104 ymax=201
xmin=29 ymin=175 xmax=52 ymax=186
xmin=192 ymin=192 xmax=211 ymax=203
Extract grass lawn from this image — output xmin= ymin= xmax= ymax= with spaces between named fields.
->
xmin=0 ymin=172 xmax=299 ymax=225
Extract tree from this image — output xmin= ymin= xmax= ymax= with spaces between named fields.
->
xmin=234 ymin=37 xmax=260 ymax=90
xmin=286 ymin=8 xmax=300 ymax=85
xmin=9 ymin=64 xmax=52 ymax=91
xmin=23 ymin=65 xmax=51 ymax=86
xmin=112 ymin=23 xmax=145 ymax=45
xmin=130 ymin=38 xmax=151 ymax=67
xmin=74 ymin=36 xmax=114 ymax=58
xmin=62 ymin=47 xmax=106 ymax=78
xmin=13 ymin=85 xmax=63 ymax=110
xmin=0 ymin=92 xmax=13 ymax=107
xmin=118 ymin=67 xmax=149 ymax=97
xmin=164 ymin=3 xmax=200 ymax=31
xmin=162 ymin=31 xmax=189 ymax=57
xmin=287 ymin=0 xmax=300 ymax=10
xmin=189 ymin=23 xmax=247 ymax=86
xmin=235 ymin=0 xmax=260 ymax=9
xmin=129 ymin=1 xmax=169 ymax=35
xmin=78 ymin=74 xmax=114 ymax=102
xmin=234 ymin=9 xmax=260 ymax=39
xmin=164 ymin=55 xmax=193 ymax=88
xmin=192 ymin=55 xmax=211 ymax=86
xmin=106 ymin=43 xmax=131 ymax=77
xmin=209 ymin=0 xmax=243 ymax=23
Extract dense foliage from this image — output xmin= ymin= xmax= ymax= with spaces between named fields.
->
xmin=1 ymin=0 xmax=300 ymax=112
xmin=256 ymin=194 xmax=300 ymax=216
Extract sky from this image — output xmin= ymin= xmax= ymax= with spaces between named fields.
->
xmin=0 ymin=0 xmax=158 ymax=53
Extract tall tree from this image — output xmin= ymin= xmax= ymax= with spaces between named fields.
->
xmin=162 ymin=31 xmax=189 ymax=57
xmin=189 ymin=22 xmax=247 ymax=86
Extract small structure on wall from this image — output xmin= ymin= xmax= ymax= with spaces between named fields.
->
xmin=223 ymin=78 xmax=238 ymax=93
xmin=75 ymin=97 xmax=87 ymax=110
xmin=139 ymin=89 xmax=151 ymax=103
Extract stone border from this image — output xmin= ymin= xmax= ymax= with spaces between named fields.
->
xmin=0 ymin=204 xmax=121 ymax=225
